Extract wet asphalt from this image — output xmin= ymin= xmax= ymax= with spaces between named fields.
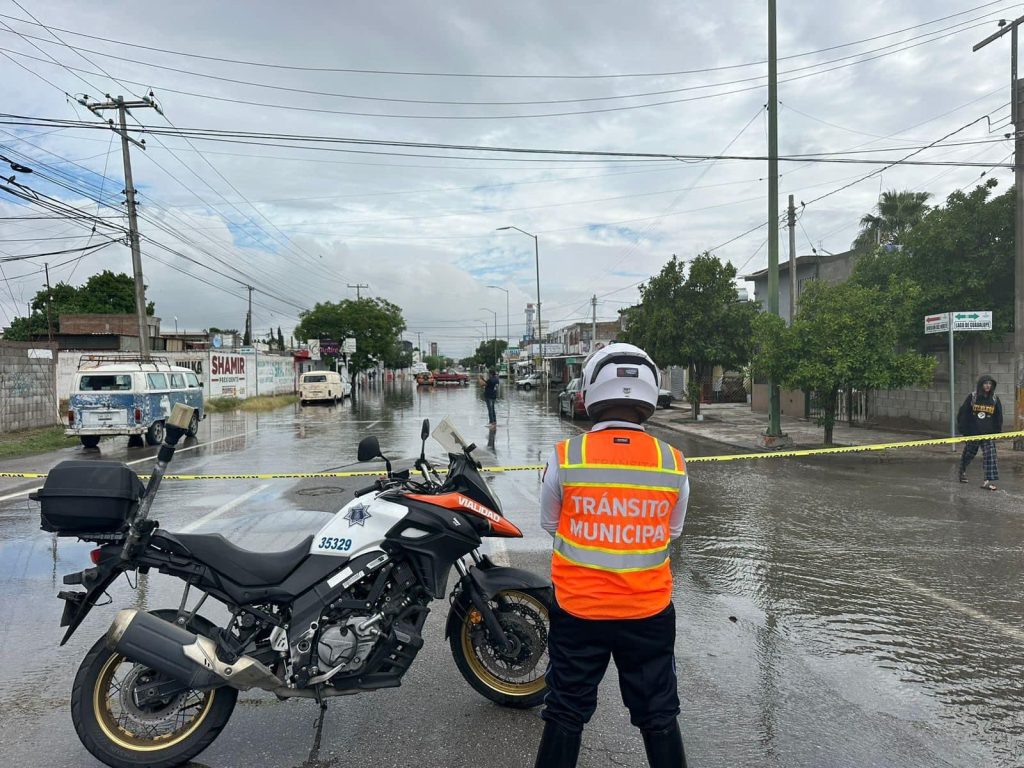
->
xmin=0 ymin=382 xmax=1021 ymax=768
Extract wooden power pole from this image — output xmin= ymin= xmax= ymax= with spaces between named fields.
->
xmin=81 ymin=94 xmax=163 ymax=360
xmin=973 ymin=16 xmax=1024 ymax=449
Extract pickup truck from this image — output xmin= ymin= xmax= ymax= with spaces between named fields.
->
xmin=418 ymin=370 xmax=469 ymax=386
xmin=435 ymin=371 xmax=469 ymax=385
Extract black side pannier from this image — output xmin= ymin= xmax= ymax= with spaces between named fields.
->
xmin=33 ymin=461 xmax=145 ymax=535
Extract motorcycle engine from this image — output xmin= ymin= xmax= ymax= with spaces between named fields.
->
xmin=315 ymin=616 xmax=380 ymax=676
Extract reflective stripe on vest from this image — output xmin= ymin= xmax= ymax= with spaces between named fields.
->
xmin=553 ymin=535 xmax=670 ymax=572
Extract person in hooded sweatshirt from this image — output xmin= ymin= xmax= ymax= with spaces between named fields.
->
xmin=957 ymin=374 xmax=1003 ymax=490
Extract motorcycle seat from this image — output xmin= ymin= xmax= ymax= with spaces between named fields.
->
xmin=160 ymin=532 xmax=313 ymax=586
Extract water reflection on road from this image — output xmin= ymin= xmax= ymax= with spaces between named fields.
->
xmin=0 ymin=380 xmax=1021 ymax=766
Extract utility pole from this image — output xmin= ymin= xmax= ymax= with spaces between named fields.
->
xmin=244 ymin=285 xmax=253 ymax=346
xmin=486 ymin=285 xmax=510 ymax=374
xmin=44 ymin=262 xmax=53 ymax=343
xmin=591 ymin=294 xmax=598 ymax=353
xmin=974 ymin=16 xmax=1024 ymax=449
xmin=348 ymin=283 xmax=369 ymax=300
xmin=495 ymin=227 xmax=541 ymax=377
xmin=764 ymin=0 xmax=784 ymax=441
xmin=81 ymin=95 xmax=162 ymax=361
xmin=788 ymin=195 xmax=797 ymax=323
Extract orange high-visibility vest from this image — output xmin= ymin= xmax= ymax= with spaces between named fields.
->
xmin=552 ymin=428 xmax=685 ymax=620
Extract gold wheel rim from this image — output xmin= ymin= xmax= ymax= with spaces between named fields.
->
xmin=460 ymin=590 xmax=548 ymax=697
xmin=93 ymin=653 xmax=216 ymax=752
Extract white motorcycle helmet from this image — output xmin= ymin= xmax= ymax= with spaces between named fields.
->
xmin=581 ymin=342 xmax=660 ymax=423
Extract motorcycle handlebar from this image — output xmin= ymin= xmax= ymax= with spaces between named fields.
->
xmin=354 ymin=479 xmax=382 ymax=497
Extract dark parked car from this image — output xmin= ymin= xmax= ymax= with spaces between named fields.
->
xmin=558 ymin=378 xmax=587 ymax=419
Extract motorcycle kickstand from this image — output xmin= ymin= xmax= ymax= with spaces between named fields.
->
xmin=313 ymin=687 xmax=328 ymax=713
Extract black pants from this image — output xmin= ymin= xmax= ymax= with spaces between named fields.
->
xmin=541 ymin=598 xmax=680 ymax=734
xmin=485 ymin=397 xmax=497 ymax=424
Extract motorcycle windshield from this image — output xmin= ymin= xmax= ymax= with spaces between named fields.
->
xmin=431 ymin=417 xmax=468 ymax=455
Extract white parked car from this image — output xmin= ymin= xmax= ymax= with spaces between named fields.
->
xmin=515 ymin=373 xmax=542 ymax=390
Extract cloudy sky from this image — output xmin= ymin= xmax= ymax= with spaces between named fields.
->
xmin=0 ymin=0 xmax=1018 ymax=356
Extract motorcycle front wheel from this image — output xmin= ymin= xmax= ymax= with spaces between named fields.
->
xmin=449 ymin=588 xmax=551 ymax=709
xmin=70 ymin=610 xmax=238 ymax=768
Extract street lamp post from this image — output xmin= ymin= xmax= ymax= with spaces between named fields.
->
xmin=486 ymin=285 xmax=510 ymax=374
xmin=496 ymin=226 xmax=542 ymax=378
xmin=475 ymin=320 xmax=487 ymax=369
xmin=480 ymin=307 xmax=498 ymax=368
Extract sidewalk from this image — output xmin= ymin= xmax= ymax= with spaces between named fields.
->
xmin=646 ymin=401 xmax=1021 ymax=462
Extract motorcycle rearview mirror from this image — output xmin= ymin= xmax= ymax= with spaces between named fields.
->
xmin=357 ymin=436 xmax=382 ymax=462
xmin=357 ymin=435 xmax=393 ymax=476
xmin=418 ymin=419 xmax=430 ymax=464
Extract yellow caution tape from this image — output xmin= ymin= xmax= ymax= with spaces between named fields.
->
xmin=2 ymin=431 xmax=1022 ymax=482
xmin=686 ymin=429 xmax=1024 ymax=463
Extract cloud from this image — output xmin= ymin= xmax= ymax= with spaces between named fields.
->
xmin=0 ymin=0 xmax=1011 ymax=355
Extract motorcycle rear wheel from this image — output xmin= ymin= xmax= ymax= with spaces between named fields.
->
xmin=70 ymin=610 xmax=238 ymax=768
xmin=450 ymin=588 xmax=551 ymax=709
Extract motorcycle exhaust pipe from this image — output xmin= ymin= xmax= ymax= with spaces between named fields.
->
xmin=107 ymin=609 xmax=281 ymax=692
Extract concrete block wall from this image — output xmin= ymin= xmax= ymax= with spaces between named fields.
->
xmin=0 ymin=342 xmax=60 ymax=431
xmin=871 ymin=334 xmax=1014 ymax=431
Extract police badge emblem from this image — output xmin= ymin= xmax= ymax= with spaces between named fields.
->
xmin=343 ymin=503 xmax=372 ymax=527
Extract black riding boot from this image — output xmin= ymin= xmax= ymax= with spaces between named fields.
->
xmin=641 ymin=720 xmax=687 ymax=768
xmin=534 ymin=721 xmax=582 ymax=768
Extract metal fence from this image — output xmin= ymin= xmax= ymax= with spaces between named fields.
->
xmin=806 ymin=388 xmax=869 ymax=425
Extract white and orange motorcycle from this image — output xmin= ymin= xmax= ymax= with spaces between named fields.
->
xmin=42 ymin=408 xmax=551 ymax=768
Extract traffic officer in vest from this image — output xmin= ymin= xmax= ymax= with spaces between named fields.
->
xmin=535 ymin=343 xmax=689 ymax=768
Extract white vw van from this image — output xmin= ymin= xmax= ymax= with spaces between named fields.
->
xmin=67 ymin=359 xmax=204 ymax=448
xmin=299 ymin=370 xmax=349 ymax=404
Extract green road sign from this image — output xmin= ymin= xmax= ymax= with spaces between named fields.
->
xmin=951 ymin=310 xmax=992 ymax=331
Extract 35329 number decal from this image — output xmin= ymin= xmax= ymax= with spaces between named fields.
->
xmin=318 ymin=536 xmax=353 ymax=552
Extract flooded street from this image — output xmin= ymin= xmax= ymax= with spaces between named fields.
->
xmin=0 ymin=382 xmax=1021 ymax=767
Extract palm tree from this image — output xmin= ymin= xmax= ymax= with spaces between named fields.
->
xmin=853 ymin=190 xmax=931 ymax=251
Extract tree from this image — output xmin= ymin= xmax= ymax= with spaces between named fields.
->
xmin=853 ymin=180 xmax=1014 ymax=340
xmin=277 ymin=327 xmax=285 ymax=351
xmin=384 ymin=345 xmax=413 ymax=370
xmin=852 ymin=189 xmax=931 ymax=252
xmin=294 ymin=297 xmax=407 ymax=376
xmin=424 ymin=354 xmax=447 ymax=371
xmin=622 ymin=253 xmax=759 ymax=418
xmin=753 ymin=281 xmax=934 ymax=445
xmin=466 ymin=339 xmax=508 ymax=369
xmin=4 ymin=270 xmax=154 ymax=341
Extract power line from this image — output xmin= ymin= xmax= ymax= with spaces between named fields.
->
xmin=1 ymin=140 xmax=312 ymax=314
xmin=800 ymin=115 xmax=994 ymax=208
xmin=0 ymin=1 xmax=1010 ymax=80
xmin=0 ymin=114 xmax=1014 ymax=169
xmin=0 ymin=240 xmax=115 ymax=261
xmin=0 ymin=15 xmax=1006 ymax=120
xmin=0 ymin=7 xmax=338 ymax=306
xmin=565 ymin=105 xmax=767 ymax=296
xmin=0 ymin=7 xmax=1012 ymax=108
xmin=25 ymin=2 xmax=353 ymax=295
